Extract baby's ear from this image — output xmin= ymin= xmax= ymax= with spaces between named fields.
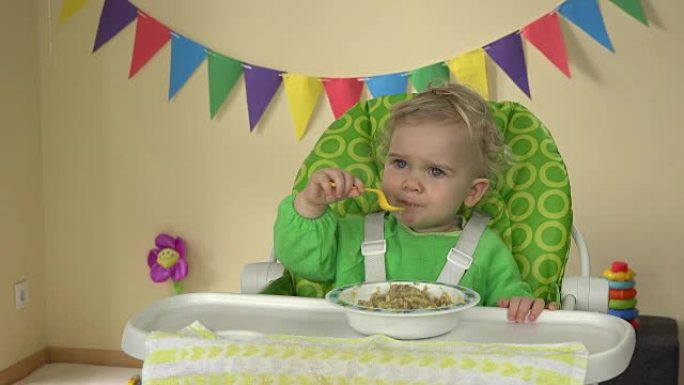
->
xmin=463 ymin=178 xmax=489 ymax=207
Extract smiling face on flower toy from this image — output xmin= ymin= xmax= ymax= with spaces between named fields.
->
xmin=147 ymin=233 xmax=188 ymax=294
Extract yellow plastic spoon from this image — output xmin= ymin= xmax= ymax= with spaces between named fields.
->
xmin=330 ymin=182 xmax=403 ymax=212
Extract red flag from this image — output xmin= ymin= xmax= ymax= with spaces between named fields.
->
xmin=323 ymin=78 xmax=365 ymax=119
xmin=521 ymin=12 xmax=571 ymax=78
xmin=129 ymin=11 xmax=171 ymax=78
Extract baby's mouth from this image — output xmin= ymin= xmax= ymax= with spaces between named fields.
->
xmin=399 ymin=200 xmax=420 ymax=208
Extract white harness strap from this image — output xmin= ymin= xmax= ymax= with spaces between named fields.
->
xmin=437 ymin=211 xmax=489 ymax=285
xmin=361 ymin=212 xmax=387 ymax=282
xmin=361 ymin=211 xmax=490 ymax=285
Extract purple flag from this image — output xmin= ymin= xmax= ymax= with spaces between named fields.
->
xmin=484 ymin=32 xmax=531 ymax=98
xmin=244 ymin=64 xmax=282 ymax=131
xmin=93 ymin=0 xmax=137 ymax=52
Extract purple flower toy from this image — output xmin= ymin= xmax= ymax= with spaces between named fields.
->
xmin=147 ymin=233 xmax=188 ymax=294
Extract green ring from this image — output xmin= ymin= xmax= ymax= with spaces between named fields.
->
xmin=508 ymin=191 xmax=535 ymax=222
xmin=345 ymin=163 xmax=376 ymax=186
xmin=540 ymin=139 xmax=562 ymax=162
xmin=347 ymin=137 xmax=372 ymax=163
xmin=535 ymin=221 xmax=568 ymax=252
xmin=514 ymin=253 xmax=531 ymax=279
xmin=307 ymin=159 xmax=339 ymax=179
xmin=326 ymin=114 xmax=353 ymax=134
xmin=537 ymin=189 xmax=570 ymax=220
xmin=314 ymin=135 xmax=346 ymax=159
xmin=609 ymin=298 xmax=637 ymax=310
xmin=509 ymin=113 xmax=540 ymax=134
xmin=539 ymin=162 xmax=568 ymax=188
xmin=506 ymin=162 xmax=537 ymax=191
xmin=352 ymin=116 xmax=371 ymax=139
xmin=511 ymin=223 xmax=533 ymax=252
xmin=508 ymin=135 xmax=539 ymax=162
xmin=532 ymin=253 xmax=563 ymax=284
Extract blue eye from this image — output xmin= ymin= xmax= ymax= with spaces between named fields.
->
xmin=429 ymin=168 xmax=444 ymax=177
xmin=393 ymin=159 xmax=407 ymax=168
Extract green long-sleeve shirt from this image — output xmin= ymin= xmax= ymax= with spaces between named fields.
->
xmin=274 ymin=195 xmax=531 ymax=306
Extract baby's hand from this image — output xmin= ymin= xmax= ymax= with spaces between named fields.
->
xmin=294 ymin=168 xmax=364 ymax=218
xmin=496 ymin=297 xmax=555 ymax=323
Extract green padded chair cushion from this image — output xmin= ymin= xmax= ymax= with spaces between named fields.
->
xmin=263 ymin=95 xmax=572 ymax=303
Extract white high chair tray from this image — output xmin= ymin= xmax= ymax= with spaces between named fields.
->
xmin=122 ymin=292 xmax=635 ymax=384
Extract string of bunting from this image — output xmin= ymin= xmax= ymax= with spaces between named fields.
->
xmin=59 ymin=0 xmax=649 ymax=140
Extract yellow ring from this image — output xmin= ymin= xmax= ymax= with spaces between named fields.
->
xmin=602 ymin=269 xmax=636 ymax=281
xmin=539 ymin=162 xmax=568 ymax=188
xmin=532 ymin=253 xmax=563 ymax=284
xmin=535 ymin=221 xmax=568 ymax=252
xmin=537 ymin=189 xmax=570 ymax=219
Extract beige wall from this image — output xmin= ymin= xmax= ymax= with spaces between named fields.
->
xmin=0 ymin=0 xmax=46 ymax=370
xmin=23 ymin=0 xmax=684 ymax=379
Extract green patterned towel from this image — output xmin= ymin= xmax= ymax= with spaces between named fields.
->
xmin=142 ymin=321 xmax=588 ymax=385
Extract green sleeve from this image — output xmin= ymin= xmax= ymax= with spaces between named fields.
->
xmin=273 ymin=194 xmax=338 ymax=282
xmin=478 ymin=230 xmax=533 ymax=306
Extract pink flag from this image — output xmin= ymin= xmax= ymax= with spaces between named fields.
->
xmin=129 ymin=11 xmax=170 ymax=78
xmin=521 ymin=12 xmax=571 ymax=78
xmin=323 ymin=78 xmax=365 ymax=119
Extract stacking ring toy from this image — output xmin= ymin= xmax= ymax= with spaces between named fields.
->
xmin=608 ymin=308 xmax=638 ymax=320
xmin=602 ymin=269 xmax=635 ymax=281
xmin=609 ymin=288 xmax=637 ymax=299
xmin=609 ymin=298 xmax=637 ymax=310
xmin=608 ymin=280 xmax=635 ymax=290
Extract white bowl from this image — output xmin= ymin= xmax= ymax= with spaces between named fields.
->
xmin=325 ymin=280 xmax=480 ymax=339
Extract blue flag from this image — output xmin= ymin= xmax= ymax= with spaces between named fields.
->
xmin=169 ymin=33 xmax=207 ymax=100
xmin=558 ymin=0 xmax=614 ymax=52
xmin=366 ymin=73 xmax=409 ymax=98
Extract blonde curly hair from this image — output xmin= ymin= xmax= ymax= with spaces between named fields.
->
xmin=379 ymin=83 xmax=508 ymax=178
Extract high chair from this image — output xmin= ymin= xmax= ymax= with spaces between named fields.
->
xmin=122 ymin=95 xmax=635 ymax=384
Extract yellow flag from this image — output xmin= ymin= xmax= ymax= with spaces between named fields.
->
xmin=447 ymin=48 xmax=489 ymax=100
xmin=282 ymin=74 xmax=323 ymax=140
xmin=59 ymin=0 xmax=89 ymax=23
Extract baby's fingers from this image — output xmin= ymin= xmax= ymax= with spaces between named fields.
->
xmin=527 ymin=298 xmax=545 ymax=322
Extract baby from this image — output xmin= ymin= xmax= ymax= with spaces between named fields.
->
xmin=275 ymin=83 xmax=553 ymax=322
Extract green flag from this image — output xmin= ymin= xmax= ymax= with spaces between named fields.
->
xmin=411 ymin=62 xmax=450 ymax=92
xmin=610 ymin=0 xmax=649 ymax=26
xmin=207 ymin=51 xmax=243 ymax=119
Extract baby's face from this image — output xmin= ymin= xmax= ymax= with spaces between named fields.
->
xmin=381 ymin=120 xmax=478 ymax=232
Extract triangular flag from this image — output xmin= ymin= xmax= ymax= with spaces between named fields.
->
xmin=59 ymin=0 xmax=89 ymax=23
xmin=168 ymin=33 xmax=206 ymax=100
xmin=447 ymin=48 xmax=490 ymax=99
xmin=244 ymin=64 xmax=282 ymax=131
xmin=207 ymin=51 xmax=243 ymax=119
xmin=609 ymin=0 xmax=649 ymax=26
xmin=411 ymin=62 xmax=450 ymax=92
xmin=283 ymin=74 xmax=323 ymax=140
xmin=93 ymin=0 xmax=137 ymax=52
xmin=129 ymin=12 xmax=170 ymax=78
xmin=366 ymin=73 xmax=408 ymax=98
xmin=484 ymin=32 xmax=531 ymax=98
xmin=322 ymin=78 xmax=364 ymax=119
xmin=558 ymin=0 xmax=614 ymax=52
xmin=521 ymin=12 xmax=571 ymax=78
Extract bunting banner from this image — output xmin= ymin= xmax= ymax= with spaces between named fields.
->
xmin=485 ymin=32 xmax=531 ymax=98
xmin=58 ymin=0 xmax=89 ymax=23
xmin=92 ymin=0 xmax=136 ymax=52
xmin=322 ymin=78 xmax=365 ymax=119
xmin=129 ymin=12 xmax=170 ymax=79
xmin=168 ymin=33 xmax=206 ymax=100
xmin=67 ymin=0 xmax=650 ymax=139
xmin=207 ymin=51 xmax=243 ymax=119
xmin=283 ymin=74 xmax=323 ymax=140
xmin=521 ymin=12 xmax=571 ymax=78
xmin=558 ymin=0 xmax=614 ymax=52
xmin=447 ymin=48 xmax=489 ymax=100
xmin=244 ymin=64 xmax=282 ymax=131
xmin=609 ymin=0 xmax=649 ymax=26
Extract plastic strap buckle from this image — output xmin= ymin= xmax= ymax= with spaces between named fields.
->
xmin=446 ymin=247 xmax=473 ymax=269
xmin=361 ymin=240 xmax=387 ymax=256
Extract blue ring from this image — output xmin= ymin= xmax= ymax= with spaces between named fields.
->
xmin=608 ymin=280 xmax=635 ymax=289
xmin=608 ymin=308 xmax=638 ymax=320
